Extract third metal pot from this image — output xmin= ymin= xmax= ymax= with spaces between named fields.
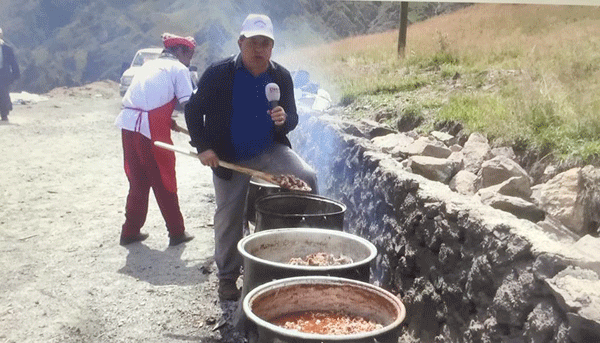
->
xmin=245 ymin=176 xmax=289 ymax=225
xmin=254 ymin=193 xmax=347 ymax=231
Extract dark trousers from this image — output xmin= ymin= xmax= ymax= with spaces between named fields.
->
xmin=120 ymin=129 xmax=185 ymax=238
xmin=212 ymin=143 xmax=318 ymax=280
xmin=0 ymin=85 xmax=11 ymax=119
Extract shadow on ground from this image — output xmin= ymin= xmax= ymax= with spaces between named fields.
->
xmin=118 ymin=243 xmax=212 ymax=286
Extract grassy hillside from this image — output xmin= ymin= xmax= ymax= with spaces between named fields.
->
xmin=0 ymin=0 xmax=467 ymax=94
xmin=279 ymin=4 xmax=600 ymax=165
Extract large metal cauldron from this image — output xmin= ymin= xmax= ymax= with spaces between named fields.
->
xmin=243 ymin=276 xmax=406 ymax=343
xmin=245 ymin=176 xmax=289 ymax=225
xmin=237 ymin=228 xmax=377 ymax=301
xmin=254 ymin=193 xmax=346 ymax=232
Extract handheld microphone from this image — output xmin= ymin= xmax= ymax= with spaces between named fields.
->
xmin=265 ymin=83 xmax=280 ymax=109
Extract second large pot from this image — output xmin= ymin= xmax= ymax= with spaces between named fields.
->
xmin=237 ymin=227 xmax=377 ymax=301
xmin=254 ymin=193 xmax=347 ymax=232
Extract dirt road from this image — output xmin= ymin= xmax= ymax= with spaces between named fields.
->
xmin=0 ymin=81 xmax=243 ymax=343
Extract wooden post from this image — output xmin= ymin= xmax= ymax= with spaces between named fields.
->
xmin=398 ymin=1 xmax=409 ymax=57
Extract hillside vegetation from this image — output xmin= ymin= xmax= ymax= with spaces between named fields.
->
xmin=279 ymin=4 xmax=600 ymax=165
xmin=0 ymin=0 xmax=466 ymax=93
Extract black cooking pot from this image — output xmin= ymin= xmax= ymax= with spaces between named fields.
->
xmin=245 ymin=177 xmax=289 ymax=225
xmin=254 ymin=193 xmax=346 ymax=232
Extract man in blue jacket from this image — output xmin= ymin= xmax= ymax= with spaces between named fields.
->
xmin=185 ymin=14 xmax=318 ymax=301
xmin=0 ymin=28 xmax=20 ymax=122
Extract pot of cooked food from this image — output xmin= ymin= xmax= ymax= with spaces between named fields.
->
xmin=233 ymin=228 xmax=377 ymax=336
xmin=237 ymin=228 xmax=377 ymax=301
xmin=243 ymin=276 xmax=406 ymax=343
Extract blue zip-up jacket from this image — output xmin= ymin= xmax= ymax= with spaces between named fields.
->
xmin=184 ymin=54 xmax=298 ymax=180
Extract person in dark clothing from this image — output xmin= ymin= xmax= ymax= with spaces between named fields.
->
xmin=0 ymin=28 xmax=20 ymax=122
xmin=184 ymin=14 xmax=318 ymax=301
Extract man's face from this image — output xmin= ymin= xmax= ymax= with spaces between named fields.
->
xmin=238 ymin=35 xmax=274 ymax=75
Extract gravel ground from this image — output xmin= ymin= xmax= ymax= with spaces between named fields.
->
xmin=0 ymin=81 xmax=247 ymax=343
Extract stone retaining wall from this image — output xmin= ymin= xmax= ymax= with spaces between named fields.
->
xmin=290 ymin=113 xmax=600 ymax=343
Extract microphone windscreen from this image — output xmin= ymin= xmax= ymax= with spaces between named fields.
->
xmin=265 ymin=83 xmax=280 ymax=102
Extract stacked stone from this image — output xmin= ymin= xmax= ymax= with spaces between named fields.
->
xmin=290 ymin=112 xmax=600 ymax=342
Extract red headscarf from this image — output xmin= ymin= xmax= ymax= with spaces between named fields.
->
xmin=161 ymin=33 xmax=196 ymax=49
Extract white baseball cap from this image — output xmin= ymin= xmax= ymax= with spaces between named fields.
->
xmin=240 ymin=14 xmax=274 ymax=41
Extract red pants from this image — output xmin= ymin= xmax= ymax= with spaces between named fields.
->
xmin=120 ymin=100 xmax=185 ymax=238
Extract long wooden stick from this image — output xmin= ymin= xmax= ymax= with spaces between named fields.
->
xmin=153 ymin=141 xmax=280 ymax=186
xmin=172 ymin=123 xmax=189 ymax=135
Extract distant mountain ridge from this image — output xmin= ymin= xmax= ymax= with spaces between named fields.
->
xmin=0 ymin=0 xmax=469 ymax=93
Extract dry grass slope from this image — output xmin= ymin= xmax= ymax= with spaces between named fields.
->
xmin=280 ymin=4 xmax=600 ymax=164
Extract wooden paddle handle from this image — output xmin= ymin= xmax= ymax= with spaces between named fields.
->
xmin=172 ymin=123 xmax=190 ymax=135
xmin=217 ymin=160 xmax=277 ymax=183
xmin=153 ymin=141 xmax=277 ymax=184
xmin=154 ymin=140 xmax=197 ymax=157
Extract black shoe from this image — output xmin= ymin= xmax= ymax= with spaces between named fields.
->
xmin=218 ymin=278 xmax=241 ymax=301
xmin=169 ymin=232 xmax=194 ymax=246
xmin=119 ymin=233 xmax=149 ymax=246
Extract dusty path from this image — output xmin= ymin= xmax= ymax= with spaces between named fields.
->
xmin=0 ymin=81 xmax=243 ymax=343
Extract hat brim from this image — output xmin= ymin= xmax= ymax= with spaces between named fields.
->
xmin=240 ymin=31 xmax=274 ymax=41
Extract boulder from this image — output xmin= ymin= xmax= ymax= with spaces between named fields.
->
xmin=570 ymin=235 xmax=600 ymax=273
xmin=480 ymin=155 xmax=531 ymax=189
xmin=358 ymin=118 xmax=396 ymax=139
xmin=478 ymin=191 xmax=545 ymax=222
xmin=409 ymin=155 xmax=459 ymax=184
xmin=478 ymin=175 xmax=532 ymax=200
xmin=491 ymin=146 xmax=516 ymax=160
xmin=581 ymin=165 xmax=600 ymax=234
xmin=539 ymin=168 xmax=586 ymax=234
xmin=430 ymin=130 xmax=456 ymax=146
xmin=535 ymin=216 xmax=581 ymax=244
xmin=461 ymin=132 xmax=493 ymax=174
xmin=403 ymin=136 xmax=453 ymax=159
xmin=449 ymin=144 xmax=462 ymax=152
xmin=450 ymin=170 xmax=478 ymax=195
xmin=545 ymin=266 xmax=600 ymax=342
xmin=371 ymin=132 xmax=414 ymax=154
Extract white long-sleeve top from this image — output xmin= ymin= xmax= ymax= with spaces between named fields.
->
xmin=115 ymin=55 xmax=193 ymax=139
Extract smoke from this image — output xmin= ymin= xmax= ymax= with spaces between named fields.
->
xmin=185 ymin=1 xmax=339 ymax=102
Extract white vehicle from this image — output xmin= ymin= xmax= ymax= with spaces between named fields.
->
xmin=119 ymin=47 xmax=200 ymax=97
xmin=119 ymin=47 xmax=163 ymax=96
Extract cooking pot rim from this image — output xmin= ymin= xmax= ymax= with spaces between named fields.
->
xmin=237 ymin=228 xmax=377 ymax=270
xmin=254 ymin=193 xmax=347 ymax=217
xmin=242 ymin=275 xmax=406 ymax=340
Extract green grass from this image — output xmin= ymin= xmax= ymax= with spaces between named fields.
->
xmin=281 ymin=4 xmax=600 ymax=164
